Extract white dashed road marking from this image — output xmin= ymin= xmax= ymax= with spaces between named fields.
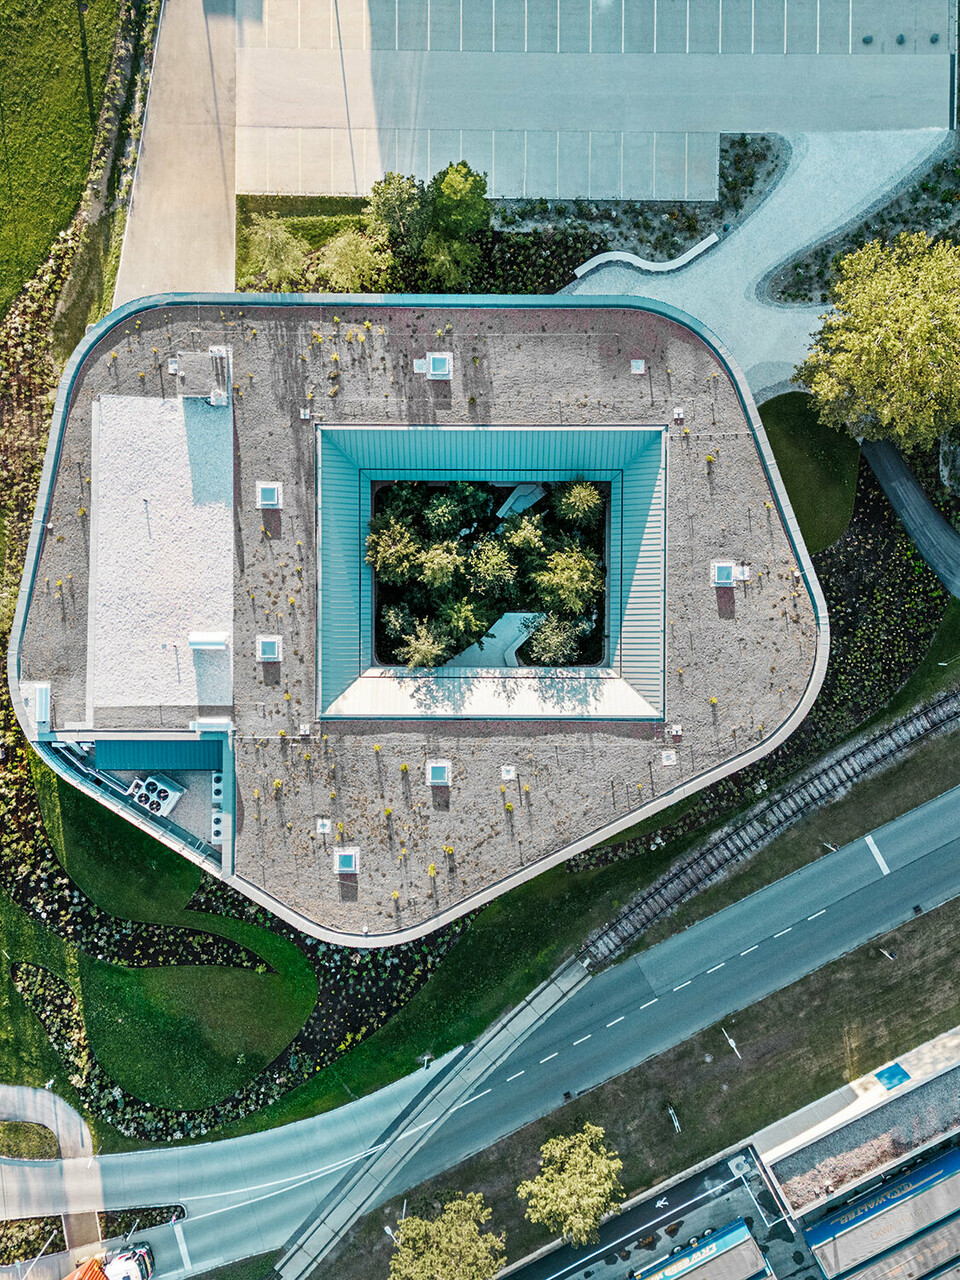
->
xmin=740 ymin=945 xmax=758 ymax=956
xmin=540 ymin=1053 xmax=558 ymax=1063
xmin=607 ymin=1015 xmax=625 ymax=1026
xmin=774 ymin=927 xmax=792 ymax=938
xmin=573 ymin=1035 xmax=591 ymax=1045
xmin=707 ymin=963 xmax=725 ymax=974
xmin=673 ymin=981 xmax=691 ymax=991
xmin=507 ymin=1071 xmax=525 ymax=1081
xmin=808 ymin=909 xmax=826 ymax=920
xmin=640 ymin=999 xmax=659 ymax=1010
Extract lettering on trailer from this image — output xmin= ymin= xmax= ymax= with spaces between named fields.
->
xmin=634 ymin=1219 xmax=765 ymax=1280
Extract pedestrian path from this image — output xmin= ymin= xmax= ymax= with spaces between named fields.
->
xmin=0 ymin=1085 xmax=93 ymax=1159
xmin=567 ymin=130 xmax=951 ymax=399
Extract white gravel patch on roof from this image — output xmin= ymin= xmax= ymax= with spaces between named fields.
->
xmin=91 ymin=394 xmax=233 ymax=708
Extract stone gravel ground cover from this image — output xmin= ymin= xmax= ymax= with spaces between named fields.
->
xmin=21 ymin=301 xmax=817 ymax=939
xmin=774 ymin=1063 xmax=960 ymax=1211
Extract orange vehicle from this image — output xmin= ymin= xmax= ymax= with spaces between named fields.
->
xmin=65 ymin=1244 xmax=154 ymax=1280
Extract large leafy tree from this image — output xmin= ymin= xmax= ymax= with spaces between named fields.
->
xmin=243 ymin=214 xmax=310 ymax=290
xmin=388 ymin=1193 xmax=505 ymax=1280
xmin=305 ymin=228 xmax=392 ymax=292
xmin=517 ymin=1123 xmax=625 ymax=1247
xmin=363 ymin=171 xmax=429 ymax=252
xmin=427 ymin=161 xmax=491 ymax=239
xmin=532 ymin=546 xmax=603 ymax=615
xmin=794 ymin=231 xmax=960 ymax=451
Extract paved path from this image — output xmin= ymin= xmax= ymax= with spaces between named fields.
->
xmin=0 ymin=1085 xmax=93 ymax=1159
xmin=566 ymin=129 xmax=952 ymax=399
xmin=864 ymin=439 xmax=960 ymax=597
xmin=113 ymin=0 xmax=237 ymax=304
xmin=7 ymin=781 xmax=960 ymax=1276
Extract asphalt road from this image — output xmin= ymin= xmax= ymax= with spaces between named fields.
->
xmin=863 ymin=439 xmax=960 ymax=598
xmin=6 ymin=783 xmax=960 ymax=1278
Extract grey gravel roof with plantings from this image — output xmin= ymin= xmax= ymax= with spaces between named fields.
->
xmin=20 ymin=301 xmax=817 ymax=940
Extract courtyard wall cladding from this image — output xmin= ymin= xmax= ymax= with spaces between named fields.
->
xmin=11 ymin=294 xmax=827 ymax=948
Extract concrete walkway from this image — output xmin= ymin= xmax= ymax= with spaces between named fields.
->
xmin=113 ymin=0 xmax=237 ymax=304
xmin=567 ymin=129 xmax=952 ymax=399
xmin=863 ymin=439 xmax=960 ymax=598
xmin=0 ymin=1085 xmax=93 ymax=1159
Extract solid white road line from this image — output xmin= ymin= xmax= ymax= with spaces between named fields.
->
xmin=740 ymin=945 xmax=758 ymax=956
xmin=607 ymin=1015 xmax=625 ymax=1026
xmin=808 ymin=909 xmax=826 ymax=921
xmin=673 ymin=981 xmax=691 ymax=991
xmin=540 ymin=1052 xmax=558 ymax=1063
xmin=707 ymin=963 xmax=725 ymax=974
xmin=451 ymin=1089 xmax=491 ymax=1111
xmin=573 ymin=1035 xmax=592 ymax=1045
xmin=774 ymin=927 xmax=792 ymax=938
xmin=866 ymin=834 xmax=891 ymax=876
xmin=506 ymin=1071 xmax=525 ymax=1082
xmin=174 ymin=1222 xmax=191 ymax=1269
xmin=640 ymin=998 xmax=659 ymax=1010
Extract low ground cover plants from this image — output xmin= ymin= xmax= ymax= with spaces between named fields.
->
xmin=368 ymin=479 xmax=607 ymax=667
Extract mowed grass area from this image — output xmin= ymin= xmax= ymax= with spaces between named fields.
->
xmin=235 ymin=194 xmax=364 ymax=283
xmin=0 ymin=0 xmax=123 ymax=317
xmin=330 ymin=894 xmax=960 ymax=1278
xmin=31 ymin=763 xmax=317 ymax=1122
xmin=0 ymin=1122 xmax=58 ymax=1160
xmin=760 ymin=390 xmax=860 ymax=552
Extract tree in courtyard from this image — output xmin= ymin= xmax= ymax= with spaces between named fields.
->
xmin=525 ymin=613 xmax=591 ymax=666
xmin=395 ymin=619 xmax=453 ymax=669
xmin=794 ymin=231 xmax=960 ymax=452
xmin=517 ymin=1123 xmax=625 ymax=1247
xmin=420 ymin=540 xmax=465 ymax=589
xmin=427 ymin=161 xmax=491 ymax=239
xmin=388 ymin=1193 xmax=506 ymax=1280
xmin=553 ymin=480 xmax=604 ymax=528
xmin=364 ymin=171 xmax=430 ymax=253
xmin=532 ymin=546 xmax=603 ymax=616
xmin=366 ymin=517 xmax=423 ymax=584
xmin=423 ymin=482 xmax=490 ymax=538
xmin=244 ymin=214 xmax=310 ymax=290
xmin=443 ymin=597 xmax=491 ymax=648
xmin=305 ymin=228 xmax=392 ymax=293
xmin=468 ymin=537 xmax=517 ymax=592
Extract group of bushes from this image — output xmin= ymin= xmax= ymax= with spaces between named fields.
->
xmin=367 ymin=480 xmax=608 ymax=668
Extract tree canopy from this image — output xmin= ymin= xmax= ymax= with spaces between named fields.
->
xmin=304 ymin=227 xmax=392 ymax=293
xmin=387 ymin=1193 xmax=506 ymax=1280
xmin=366 ymin=480 xmax=607 ymax=668
xmin=517 ymin=1122 xmax=625 ymax=1246
xmin=794 ymin=231 xmax=960 ymax=452
xmin=244 ymin=214 xmax=310 ymax=290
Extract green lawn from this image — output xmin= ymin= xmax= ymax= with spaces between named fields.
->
xmin=760 ymin=390 xmax=860 ymax=552
xmin=0 ymin=1121 xmax=58 ymax=1159
xmin=235 ymin=194 xmax=365 ymax=284
xmin=31 ymin=762 xmax=317 ymax=1119
xmin=0 ymin=0 xmax=123 ymax=317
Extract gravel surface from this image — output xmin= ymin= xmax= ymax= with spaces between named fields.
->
xmin=775 ymin=1064 xmax=960 ymax=1210
xmin=21 ymin=300 xmax=817 ymax=937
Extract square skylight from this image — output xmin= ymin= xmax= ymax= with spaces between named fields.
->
xmin=630 ymin=358 xmax=646 ymax=375
xmin=334 ymin=848 xmax=358 ymax=874
xmin=426 ymin=352 xmax=452 ymax=381
xmin=712 ymin=561 xmax=735 ymax=586
xmin=426 ymin=758 xmax=451 ymax=786
xmin=256 ymin=482 xmax=283 ymax=509
xmin=257 ymin=635 xmax=282 ymax=661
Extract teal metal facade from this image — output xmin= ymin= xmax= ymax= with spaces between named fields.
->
xmin=317 ymin=424 xmax=666 ymax=715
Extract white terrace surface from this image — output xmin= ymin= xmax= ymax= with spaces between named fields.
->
xmin=90 ymin=395 xmax=234 ymax=712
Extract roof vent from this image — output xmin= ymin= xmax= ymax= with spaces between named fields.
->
xmin=425 ymin=352 xmax=452 ymax=381
xmin=256 ymin=482 xmax=283 ymax=509
xmin=426 ymin=758 xmax=451 ymax=786
xmin=257 ymin=635 xmax=282 ymax=662
xmin=334 ymin=847 xmax=359 ymax=874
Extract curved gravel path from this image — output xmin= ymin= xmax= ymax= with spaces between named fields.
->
xmin=566 ymin=130 xmax=951 ymax=400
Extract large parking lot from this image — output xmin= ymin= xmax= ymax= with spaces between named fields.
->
xmin=235 ymin=0 xmax=953 ymax=197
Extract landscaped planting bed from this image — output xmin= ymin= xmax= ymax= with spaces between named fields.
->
xmin=0 ymin=1216 xmax=65 ymax=1266
xmin=368 ymin=479 xmax=607 ymax=667
xmin=768 ymin=139 xmax=960 ymax=303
